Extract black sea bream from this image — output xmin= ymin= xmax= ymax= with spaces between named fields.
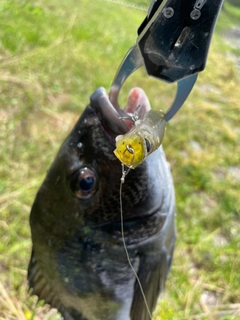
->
xmin=28 ymin=87 xmax=176 ymax=320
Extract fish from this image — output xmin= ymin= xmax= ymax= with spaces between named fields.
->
xmin=28 ymin=87 xmax=176 ymax=320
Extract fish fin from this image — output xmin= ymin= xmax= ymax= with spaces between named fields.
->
xmin=130 ymin=247 xmax=168 ymax=320
xmin=28 ymin=249 xmax=82 ymax=320
xmin=28 ymin=249 xmax=62 ymax=309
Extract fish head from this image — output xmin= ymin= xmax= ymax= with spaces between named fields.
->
xmin=30 ymin=87 xmax=172 ymax=247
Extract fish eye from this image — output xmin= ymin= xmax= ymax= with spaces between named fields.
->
xmin=145 ymin=138 xmax=152 ymax=153
xmin=70 ymin=167 xmax=98 ymax=199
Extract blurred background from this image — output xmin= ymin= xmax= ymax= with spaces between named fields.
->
xmin=0 ymin=0 xmax=239 ymax=319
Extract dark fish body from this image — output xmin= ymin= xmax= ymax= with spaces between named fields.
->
xmin=28 ymin=88 xmax=176 ymax=320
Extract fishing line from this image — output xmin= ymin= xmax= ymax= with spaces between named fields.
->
xmin=119 ymin=147 xmax=152 ymax=320
xmin=98 ymin=0 xmax=147 ymax=12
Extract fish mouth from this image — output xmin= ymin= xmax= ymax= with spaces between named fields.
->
xmin=90 ymin=87 xmax=151 ymax=138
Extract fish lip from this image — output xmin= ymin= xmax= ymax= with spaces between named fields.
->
xmin=90 ymin=87 xmax=128 ymax=138
xmin=90 ymin=87 xmax=151 ymax=138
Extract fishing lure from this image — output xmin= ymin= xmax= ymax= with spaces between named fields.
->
xmin=114 ymin=109 xmax=166 ymax=168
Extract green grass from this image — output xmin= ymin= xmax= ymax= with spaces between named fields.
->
xmin=0 ymin=1 xmax=240 ymax=319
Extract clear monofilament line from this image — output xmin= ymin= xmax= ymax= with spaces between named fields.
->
xmin=119 ymin=177 xmax=152 ymax=320
xmin=99 ymin=0 xmax=147 ymax=11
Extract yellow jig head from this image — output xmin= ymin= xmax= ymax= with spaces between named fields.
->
xmin=114 ymin=110 xmax=166 ymax=168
